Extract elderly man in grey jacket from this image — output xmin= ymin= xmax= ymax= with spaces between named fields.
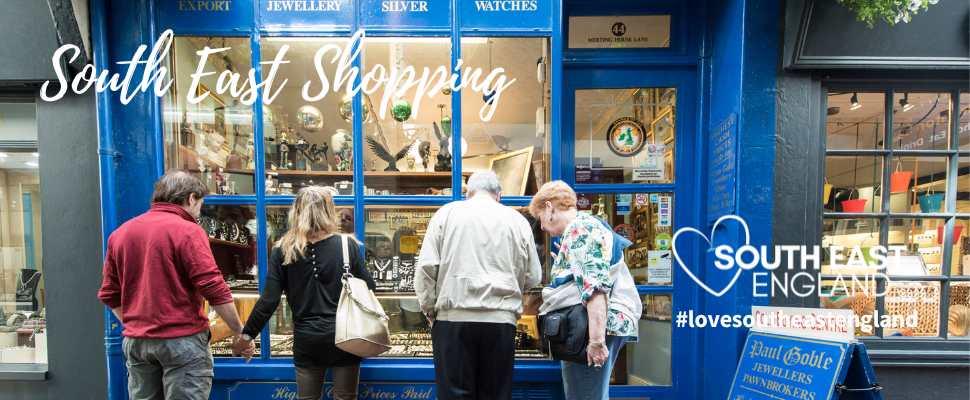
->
xmin=416 ymin=171 xmax=542 ymax=400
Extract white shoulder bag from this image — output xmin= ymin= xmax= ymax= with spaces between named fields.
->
xmin=334 ymin=235 xmax=391 ymax=357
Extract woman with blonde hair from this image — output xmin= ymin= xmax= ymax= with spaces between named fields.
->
xmin=234 ymin=186 xmax=375 ymax=400
xmin=529 ymin=180 xmax=641 ymax=400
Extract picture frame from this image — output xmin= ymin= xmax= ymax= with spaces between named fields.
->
xmin=650 ymin=107 xmax=675 ymax=144
xmin=489 ymin=146 xmax=535 ymax=196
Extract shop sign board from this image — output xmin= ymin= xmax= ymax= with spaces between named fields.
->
xmin=360 ymin=0 xmax=450 ymax=30
xmin=568 ymin=15 xmax=670 ymax=49
xmin=460 ymin=0 xmax=552 ymax=31
xmin=259 ymin=0 xmax=354 ymax=30
xmin=222 ymin=382 xmax=566 ymax=399
xmin=707 ymin=112 xmax=737 ymax=223
xmin=729 ymin=307 xmax=884 ymax=400
xmin=158 ymin=0 xmax=255 ymax=32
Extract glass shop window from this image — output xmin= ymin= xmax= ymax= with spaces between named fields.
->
xmin=198 ymin=205 xmax=258 ymax=357
xmin=361 ymin=38 xmax=453 ymax=196
xmin=459 ymin=37 xmax=550 ymax=196
xmin=619 ymin=294 xmax=672 ymax=386
xmin=0 ymin=101 xmax=46 ymax=364
xmin=821 ymin=88 xmax=968 ymax=339
xmin=265 ymin=205 xmax=354 ymax=357
xmin=260 ymin=38 xmax=355 ymax=195
xmin=162 ymin=37 xmax=255 ymax=195
xmin=575 ymin=192 xmax=675 ymax=285
xmin=574 ymin=88 xmax=676 ymax=184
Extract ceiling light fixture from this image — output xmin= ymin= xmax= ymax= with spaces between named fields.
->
xmin=0 ymin=153 xmax=7 ymax=158
xmin=25 ymin=161 xmax=38 ymax=168
xmin=849 ymin=93 xmax=862 ymax=111
xmin=900 ymin=93 xmax=915 ymax=112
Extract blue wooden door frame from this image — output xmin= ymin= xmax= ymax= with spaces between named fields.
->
xmin=562 ymin=66 xmax=702 ymax=400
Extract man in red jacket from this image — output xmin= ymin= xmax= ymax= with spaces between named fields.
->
xmin=98 ymin=170 xmax=250 ymax=400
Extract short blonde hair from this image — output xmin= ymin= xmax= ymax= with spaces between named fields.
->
xmin=528 ymin=180 xmax=577 ymax=217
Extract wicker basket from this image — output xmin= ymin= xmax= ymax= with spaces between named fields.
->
xmin=886 ymin=283 xmax=940 ymax=336
xmin=950 ymin=284 xmax=970 ymax=308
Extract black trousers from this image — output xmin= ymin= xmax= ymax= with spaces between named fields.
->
xmin=432 ymin=320 xmax=515 ymax=400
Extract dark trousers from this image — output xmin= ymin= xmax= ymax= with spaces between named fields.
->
xmin=295 ymin=364 xmax=360 ymax=400
xmin=431 ymin=321 xmax=515 ymax=400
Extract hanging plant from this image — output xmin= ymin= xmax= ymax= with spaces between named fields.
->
xmin=837 ymin=0 xmax=939 ymax=28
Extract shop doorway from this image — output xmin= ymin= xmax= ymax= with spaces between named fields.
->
xmin=563 ymin=68 xmax=700 ymax=399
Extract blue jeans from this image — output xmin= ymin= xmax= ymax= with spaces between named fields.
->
xmin=561 ymin=336 xmax=626 ymax=400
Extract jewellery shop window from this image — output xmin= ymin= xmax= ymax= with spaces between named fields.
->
xmin=460 ymin=37 xmax=551 ymax=196
xmin=820 ymin=88 xmax=968 ymax=339
xmin=198 ymin=204 xmax=258 ymax=357
xmin=163 ymin=37 xmax=255 ymax=195
xmin=265 ymin=205 xmax=354 ymax=357
xmin=361 ymin=38 xmax=454 ymax=196
xmin=363 ymin=206 xmax=548 ymax=358
xmin=260 ymin=38 xmax=355 ymax=195
xmin=0 ymin=101 xmax=46 ymax=364
xmin=574 ymin=88 xmax=676 ymax=185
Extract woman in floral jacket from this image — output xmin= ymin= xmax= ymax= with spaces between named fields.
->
xmin=530 ymin=181 xmax=640 ymax=400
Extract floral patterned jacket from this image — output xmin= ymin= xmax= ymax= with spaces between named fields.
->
xmin=549 ymin=213 xmax=638 ymax=338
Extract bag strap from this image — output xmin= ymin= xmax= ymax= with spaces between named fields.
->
xmin=341 ymin=234 xmax=351 ymax=276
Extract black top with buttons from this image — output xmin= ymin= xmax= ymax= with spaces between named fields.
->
xmin=243 ymin=235 xmax=376 ymax=367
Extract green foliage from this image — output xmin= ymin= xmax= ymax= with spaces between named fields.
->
xmin=836 ymin=0 xmax=939 ymax=28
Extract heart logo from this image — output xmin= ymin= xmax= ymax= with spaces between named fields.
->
xmin=671 ymin=215 xmax=751 ymax=297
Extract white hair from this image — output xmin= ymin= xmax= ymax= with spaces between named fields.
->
xmin=466 ymin=171 xmax=502 ymax=196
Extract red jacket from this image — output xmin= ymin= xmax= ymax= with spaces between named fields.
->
xmin=98 ymin=202 xmax=234 ymax=338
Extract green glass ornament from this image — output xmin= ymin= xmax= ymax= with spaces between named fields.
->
xmin=391 ymin=99 xmax=412 ymax=122
xmin=441 ymin=116 xmax=452 ymax=135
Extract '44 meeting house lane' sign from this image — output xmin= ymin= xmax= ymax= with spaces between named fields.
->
xmin=160 ymin=0 xmax=552 ymax=32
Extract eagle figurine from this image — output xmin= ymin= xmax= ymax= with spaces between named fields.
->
xmin=366 ymin=136 xmax=412 ymax=172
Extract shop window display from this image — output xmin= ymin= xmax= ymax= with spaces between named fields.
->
xmin=163 ymin=37 xmax=255 ymax=194
xmin=0 ymin=102 xmax=45 ymax=364
xmin=573 ymin=192 xmax=675 ymax=285
xmin=821 ymin=88 xmax=968 ymax=339
xmin=198 ymin=205 xmax=259 ymax=357
xmin=892 ymin=92 xmax=951 ymax=152
xmin=948 ymin=282 xmax=970 ymax=337
xmin=360 ymin=38 xmax=456 ymax=195
xmin=823 ymin=156 xmax=884 ymax=213
xmin=460 ymin=38 xmax=551 ymax=196
xmin=260 ymin=38 xmax=356 ymax=195
xmin=825 ymin=92 xmax=885 ymax=150
xmin=574 ymin=88 xmax=676 ymax=184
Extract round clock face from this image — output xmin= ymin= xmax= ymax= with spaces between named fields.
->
xmin=606 ymin=117 xmax=647 ymax=157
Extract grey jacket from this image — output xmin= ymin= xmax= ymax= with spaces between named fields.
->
xmin=415 ymin=196 xmax=542 ymax=325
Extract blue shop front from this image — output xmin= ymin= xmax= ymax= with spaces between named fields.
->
xmin=94 ymin=1 xmax=778 ymax=399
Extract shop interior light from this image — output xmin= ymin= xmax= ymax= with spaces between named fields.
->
xmin=25 ymin=161 xmax=38 ymax=168
xmin=849 ymin=93 xmax=862 ymax=111
xmin=31 ymin=152 xmax=38 ymax=157
xmin=0 ymin=153 xmax=7 ymax=158
xmin=900 ymin=93 xmax=915 ymax=112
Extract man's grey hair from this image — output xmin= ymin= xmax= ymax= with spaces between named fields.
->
xmin=466 ymin=171 xmax=502 ymax=196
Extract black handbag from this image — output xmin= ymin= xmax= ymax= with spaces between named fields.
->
xmin=539 ymin=304 xmax=589 ymax=363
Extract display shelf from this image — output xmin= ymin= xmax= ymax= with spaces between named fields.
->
xmin=208 ymin=237 xmax=251 ymax=249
